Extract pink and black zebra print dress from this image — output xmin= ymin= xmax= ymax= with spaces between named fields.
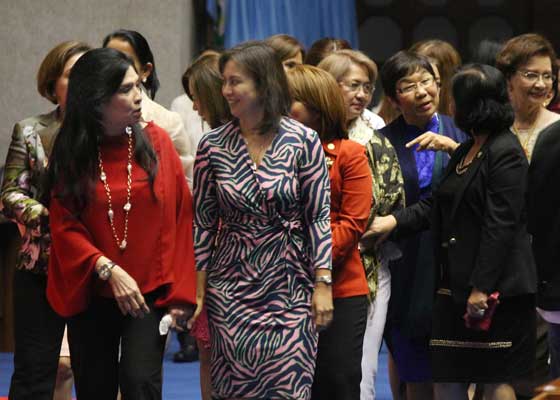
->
xmin=193 ymin=117 xmax=332 ymax=399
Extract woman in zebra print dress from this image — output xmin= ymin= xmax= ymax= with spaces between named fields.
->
xmin=191 ymin=41 xmax=334 ymax=399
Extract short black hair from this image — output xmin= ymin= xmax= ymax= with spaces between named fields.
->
xmin=103 ymin=29 xmax=160 ymax=100
xmin=452 ymin=63 xmax=514 ymax=135
xmin=380 ymin=50 xmax=436 ymax=100
xmin=219 ymin=41 xmax=291 ymax=135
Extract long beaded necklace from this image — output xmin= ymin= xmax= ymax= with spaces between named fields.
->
xmin=98 ymin=126 xmax=133 ymax=251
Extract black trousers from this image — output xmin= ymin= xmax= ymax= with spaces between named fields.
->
xmin=312 ymin=295 xmax=369 ymax=400
xmin=9 ymin=269 xmax=65 ymax=400
xmin=67 ymin=290 xmax=167 ymax=400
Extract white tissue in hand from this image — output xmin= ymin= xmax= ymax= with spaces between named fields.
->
xmin=159 ymin=314 xmax=173 ymax=335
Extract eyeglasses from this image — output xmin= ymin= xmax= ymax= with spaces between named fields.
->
xmin=340 ymin=80 xmax=375 ymax=96
xmin=397 ymin=76 xmax=436 ymax=95
xmin=517 ymin=69 xmax=555 ymax=84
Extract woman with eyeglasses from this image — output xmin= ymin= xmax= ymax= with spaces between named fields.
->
xmin=318 ymin=50 xmax=385 ymax=146
xmin=367 ymin=63 xmax=537 ymax=400
xmin=410 ymin=39 xmax=462 ymax=117
xmin=497 ymin=34 xmax=560 ymax=382
xmin=372 ymin=51 xmax=467 ymax=400
xmin=496 ymin=34 xmax=560 ymax=162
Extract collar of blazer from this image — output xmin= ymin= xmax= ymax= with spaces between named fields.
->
xmin=440 ymin=133 xmax=497 ymax=221
xmin=322 ymin=139 xmax=341 ymax=157
xmin=36 ymin=110 xmax=61 ymax=159
xmin=323 ymin=139 xmax=341 ymax=169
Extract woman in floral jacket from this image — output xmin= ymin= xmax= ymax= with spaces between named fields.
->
xmin=1 ymin=40 xmax=91 ymax=400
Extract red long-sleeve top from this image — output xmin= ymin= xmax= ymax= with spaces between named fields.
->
xmin=323 ymin=139 xmax=372 ymax=299
xmin=47 ymin=122 xmax=196 ymax=317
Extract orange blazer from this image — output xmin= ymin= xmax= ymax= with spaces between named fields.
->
xmin=323 ymin=138 xmax=372 ymax=299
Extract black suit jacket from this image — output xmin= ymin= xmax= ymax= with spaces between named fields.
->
xmin=528 ymin=120 xmax=560 ymax=310
xmin=380 ymin=114 xmax=467 ymax=339
xmin=395 ymin=129 xmax=537 ymax=304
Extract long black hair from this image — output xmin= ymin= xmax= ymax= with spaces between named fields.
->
xmin=102 ymin=29 xmax=160 ymax=100
xmin=47 ymin=48 xmax=158 ymax=212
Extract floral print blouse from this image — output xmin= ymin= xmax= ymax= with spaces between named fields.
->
xmin=1 ymin=110 xmax=59 ymax=274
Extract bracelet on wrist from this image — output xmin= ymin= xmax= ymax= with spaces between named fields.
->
xmin=315 ymin=275 xmax=333 ymax=286
xmin=97 ymin=261 xmax=116 ymax=281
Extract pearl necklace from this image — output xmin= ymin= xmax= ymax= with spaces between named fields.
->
xmin=98 ymin=126 xmax=133 ymax=251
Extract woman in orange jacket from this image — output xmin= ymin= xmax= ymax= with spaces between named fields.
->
xmin=287 ymin=64 xmax=373 ymax=400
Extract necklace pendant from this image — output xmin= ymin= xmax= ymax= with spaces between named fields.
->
xmin=123 ymin=202 xmax=131 ymax=212
xmin=100 ymin=172 xmax=107 ymax=182
xmin=119 ymin=240 xmax=127 ymax=250
xmin=108 ymin=209 xmax=114 ymax=220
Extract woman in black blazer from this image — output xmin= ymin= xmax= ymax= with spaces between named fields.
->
xmin=369 ymin=64 xmax=537 ymax=400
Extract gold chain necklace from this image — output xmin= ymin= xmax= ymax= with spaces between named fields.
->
xmin=98 ymin=126 xmax=133 ymax=251
xmin=455 ymin=155 xmax=473 ymax=175
xmin=243 ymin=131 xmax=274 ymax=167
xmin=511 ymin=116 xmax=539 ymax=159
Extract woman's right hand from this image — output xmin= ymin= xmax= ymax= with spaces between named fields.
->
xmin=186 ymin=294 xmax=204 ymax=330
xmin=312 ymin=282 xmax=333 ymax=331
xmin=187 ymin=271 xmax=208 ymax=329
xmin=108 ymin=265 xmax=150 ymax=318
xmin=405 ymin=131 xmax=459 ymax=155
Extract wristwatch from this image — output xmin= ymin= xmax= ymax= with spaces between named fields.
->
xmin=97 ymin=261 xmax=116 ymax=281
xmin=315 ymin=275 xmax=333 ymax=286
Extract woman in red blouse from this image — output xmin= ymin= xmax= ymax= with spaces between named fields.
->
xmin=45 ymin=48 xmax=196 ymax=399
xmin=287 ymin=65 xmax=373 ymax=399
